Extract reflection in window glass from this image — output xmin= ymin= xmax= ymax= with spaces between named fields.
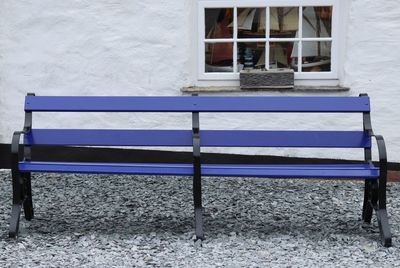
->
xmin=270 ymin=42 xmax=296 ymax=70
xmin=205 ymin=8 xmax=233 ymax=39
xmin=205 ymin=42 xmax=233 ymax=72
xmin=237 ymin=42 xmax=265 ymax=71
xmin=301 ymin=41 xmax=331 ymax=72
xmin=237 ymin=8 xmax=266 ymax=38
xmin=270 ymin=7 xmax=299 ymax=38
xmin=302 ymin=6 xmax=332 ymax=38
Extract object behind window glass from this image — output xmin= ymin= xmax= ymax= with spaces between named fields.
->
xmin=302 ymin=6 xmax=332 ymax=38
xmin=291 ymin=41 xmax=331 ymax=72
xmin=302 ymin=41 xmax=331 ymax=72
xmin=270 ymin=42 xmax=296 ymax=70
xmin=236 ymin=8 xmax=266 ymax=38
xmin=237 ymin=42 xmax=265 ymax=72
xmin=290 ymin=6 xmax=332 ymax=72
xmin=270 ymin=7 xmax=299 ymax=38
xmin=205 ymin=8 xmax=233 ymax=39
xmin=205 ymin=42 xmax=233 ymax=72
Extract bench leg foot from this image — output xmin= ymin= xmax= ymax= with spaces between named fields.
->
xmin=368 ymin=179 xmax=392 ymax=247
xmin=376 ymin=209 xmax=392 ymax=247
xmin=10 ymin=170 xmax=25 ymax=238
xmin=362 ymin=180 xmax=373 ymax=223
xmin=194 ymin=207 xmax=204 ymax=241
xmin=22 ymin=173 xmax=34 ymax=221
xmin=9 ymin=204 xmax=22 ymax=238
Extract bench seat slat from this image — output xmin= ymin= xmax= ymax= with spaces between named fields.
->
xmin=25 ymin=129 xmax=371 ymax=148
xmin=25 ymin=96 xmax=370 ymax=112
xmin=19 ymin=161 xmax=379 ymax=179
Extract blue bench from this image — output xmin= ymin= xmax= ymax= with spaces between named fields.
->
xmin=10 ymin=93 xmax=392 ymax=246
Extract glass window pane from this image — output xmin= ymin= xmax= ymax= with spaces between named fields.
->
xmin=270 ymin=42 xmax=297 ymax=70
xmin=205 ymin=8 xmax=233 ymax=39
xmin=270 ymin=7 xmax=299 ymax=38
xmin=237 ymin=42 xmax=265 ymax=71
xmin=237 ymin=8 xmax=266 ymax=38
xmin=301 ymin=41 xmax=331 ymax=72
xmin=302 ymin=7 xmax=332 ymax=38
xmin=205 ymin=42 xmax=233 ymax=72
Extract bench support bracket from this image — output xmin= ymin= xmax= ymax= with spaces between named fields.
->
xmin=192 ymin=111 xmax=204 ymax=241
xmin=23 ymin=172 xmax=34 ymax=220
xmin=360 ymin=99 xmax=392 ymax=247
xmin=9 ymin=94 xmax=35 ymax=238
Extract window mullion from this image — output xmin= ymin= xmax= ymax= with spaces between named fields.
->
xmin=235 ymin=38 xmax=268 ymax=42
xmin=302 ymin=37 xmax=333 ymax=41
xmin=233 ymin=6 xmax=238 ymax=73
xmin=266 ymin=6 xmax=270 ymax=70
xmin=269 ymin=38 xmax=300 ymax=42
xmin=205 ymin=38 xmax=235 ymax=43
xmin=298 ymin=5 xmax=303 ymax=73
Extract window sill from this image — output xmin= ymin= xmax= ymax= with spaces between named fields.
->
xmin=181 ymin=85 xmax=350 ymax=94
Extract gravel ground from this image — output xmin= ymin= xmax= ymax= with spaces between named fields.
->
xmin=0 ymin=170 xmax=399 ymax=267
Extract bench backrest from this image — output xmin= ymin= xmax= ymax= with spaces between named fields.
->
xmin=23 ymin=95 xmax=371 ymax=148
xmin=25 ymin=96 xmax=370 ymax=112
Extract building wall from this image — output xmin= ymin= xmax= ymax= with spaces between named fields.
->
xmin=342 ymin=0 xmax=400 ymax=162
xmin=0 ymin=0 xmax=399 ymax=162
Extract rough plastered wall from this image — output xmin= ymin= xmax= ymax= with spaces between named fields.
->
xmin=341 ymin=0 xmax=400 ymax=163
xmin=0 ymin=1 xmax=399 ymax=162
xmin=0 ymin=0 xmax=195 ymax=142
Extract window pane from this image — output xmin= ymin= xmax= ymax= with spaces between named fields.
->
xmin=270 ymin=7 xmax=299 ymax=38
xmin=205 ymin=42 xmax=233 ymax=72
xmin=237 ymin=8 xmax=266 ymax=38
xmin=301 ymin=41 xmax=331 ymax=72
xmin=205 ymin=8 xmax=233 ymax=39
xmin=237 ymin=42 xmax=265 ymax=71
xmin=302 ymin=7 xmax=332 ymax=37
xmin=270 ymin=42 xmax=297 ymax=70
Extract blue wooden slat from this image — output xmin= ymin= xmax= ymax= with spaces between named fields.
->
xmin=18 ymin=161 xmax=379 ymax=179
xmin=19 ymin=162 xmax=194 ymax=176
xmin=25 ymin=96 xmax=370 ymax=112
xmin=24 ymin=129 xmax=193 ymax=146
xmin=201 ymin=130 xmax=371 ymax=148
xmin=25 ymin=129 xmax=371 ymax=148
xmin=202 ymin=164 xmax=379 ymax=178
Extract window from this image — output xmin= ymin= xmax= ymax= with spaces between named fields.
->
xmin=198 ymin=0 xmax=340 ymax=81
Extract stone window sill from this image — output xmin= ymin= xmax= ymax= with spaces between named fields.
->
xmin=181 ymin=86 xmax=350 ymax=94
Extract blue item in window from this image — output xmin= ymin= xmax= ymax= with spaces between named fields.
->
xmin=244 ymin=47 xmax=254 ymax=69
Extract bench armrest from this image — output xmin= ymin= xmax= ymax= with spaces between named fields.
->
xmin=371 ymin=134 xmax=387 ymax=173
xmin=11 ymin=130 xmax=29 ymax=172
xmin=371 ymin=134 xmax=388 ymax=209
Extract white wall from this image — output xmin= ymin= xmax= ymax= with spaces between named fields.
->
xmin=0 ymin=0 xmax=399 ymax=162
xmin=342 ymin=0 xmax=400 ymax=162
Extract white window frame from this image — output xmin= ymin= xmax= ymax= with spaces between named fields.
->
xmin=197 ymin=0 xmax=340 ymax=82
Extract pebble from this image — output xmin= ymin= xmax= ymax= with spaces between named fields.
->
xmin=0 ymin=171 xmax=399 ymax=267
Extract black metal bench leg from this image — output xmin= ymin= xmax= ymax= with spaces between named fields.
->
xmin=192 ymin=110 xmax=204 ymax=241
xmin=376 ymin=172 xmax=392 ymax=247
xmin=376 ymin=208 xmax=392 ymax=247
xmin=193 ymin=157 xmax=204 ymax=240
xmin=9 ymin=172 xmax=24 ymax=238
xmin=193 ymin=174 xmax=204 ymax=240
xmin=22 ymin=173 xmax=34 ymax=221
xmin=370 ymin=179 xmax=392 ymax=247
xmin=362 ymin=180 xmax=373 ymax=223
xmin=9 ymin=204 xmax=22 ymax=238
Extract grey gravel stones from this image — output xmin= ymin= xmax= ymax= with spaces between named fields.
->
xmin=0 ymin=170 xmax=399 ymax=267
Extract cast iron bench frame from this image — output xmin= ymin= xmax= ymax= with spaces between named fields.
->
xmin=9 ymin=93 xmax=392 ymax=246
